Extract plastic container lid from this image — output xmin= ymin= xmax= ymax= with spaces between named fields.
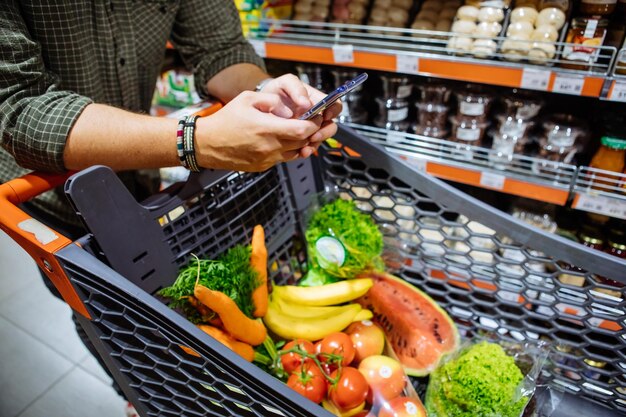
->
xmin=601 ymin=136 xmax=626 ymax=150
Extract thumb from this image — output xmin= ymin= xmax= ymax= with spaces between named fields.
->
xmin=253 ymin=92 xmax=293 ymax=119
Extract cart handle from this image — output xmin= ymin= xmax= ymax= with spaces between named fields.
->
xmin=0 ymin=171 xmax=91 ymax=319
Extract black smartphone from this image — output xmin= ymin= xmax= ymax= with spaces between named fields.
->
xmin=298 ymin=72 xmax=368 ymax=120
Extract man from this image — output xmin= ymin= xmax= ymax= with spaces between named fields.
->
xmin=1 ymin=1 xmax=340 ymax=415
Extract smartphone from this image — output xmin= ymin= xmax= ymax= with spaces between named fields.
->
xmin=299 ymin=72 xmax=368 ymax=120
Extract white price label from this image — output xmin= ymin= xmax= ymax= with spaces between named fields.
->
xmin=396 ymin=54 xmax=419 ymax=75
xmin=248 ymin=39 xmax=266 ymax=58
xmin=609 ymin=81 xmax=626 ymax=102
xmin=386 ymin=131 xmax=405 ymax=144
xmin=574 ymin=193 xmax=626 ymax=220
xmin=552 ymin=75 xmax=585 ymax=96
xmin=520 ymin=69 xmax=551 ymax=91
xmin=479 ymin=172 xmax=506 ymax=190
xmin=408 ymin=157 xmax=428 ymax=172
xmin=332 ymin=44 xmax=354 ymax=63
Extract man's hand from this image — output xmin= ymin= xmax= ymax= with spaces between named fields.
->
xmin=261 ymin=74 xmax=342 ymax=157
xmin=194 ymin=91 xmax=324 ymax=172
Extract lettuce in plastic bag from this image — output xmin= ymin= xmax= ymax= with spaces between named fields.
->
xmin=425 ymin=340 xmax=548 ymax=417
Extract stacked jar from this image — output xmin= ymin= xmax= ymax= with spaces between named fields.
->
xmin=412 ymin=82 xmax=452 ymax=139
xmin=374 ymin=74 xmax=411 ymax=132
xmin=450 ymin=85 xmax=493 ymax=160
xmin=332 ymin=69 xmax=368 ymax=124
xmin=533 ymin=113 xmax=588 ymax=175
xmin=561 ymin=0 xmax=620 ymax=70
xmin=490 ymin=91 xmax=544 ymax=168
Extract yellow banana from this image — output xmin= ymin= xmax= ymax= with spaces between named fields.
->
xmin=263 ymin=302 xmax=361 ymax=341
xmin=272 ymin=278 xmax=373 ymax=306
xmin=352 ymin=308 xmax=373 ymax=322
xmin=271 ymin=295 xmax=355 ymax=320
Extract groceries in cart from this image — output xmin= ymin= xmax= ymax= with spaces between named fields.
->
xmin=158 ymin=198 xmax=546 ymax=417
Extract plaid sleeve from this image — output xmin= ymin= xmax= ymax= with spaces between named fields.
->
xmin=0 ymin=1 xmax=92 ymax=173
xmin=170 ymin=0 xmax=266 ymax=99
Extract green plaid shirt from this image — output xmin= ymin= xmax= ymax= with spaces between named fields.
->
xmin=0 ymin=0 xmax=264 ymax=227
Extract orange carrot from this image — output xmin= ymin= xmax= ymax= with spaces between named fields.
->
xmin=197 ymin=324 xmax=255 ymax=362
xmin=194 ymin=284 xmax=267 ymax=346
xmin=250 ymin=224 xmax=269 ymax=318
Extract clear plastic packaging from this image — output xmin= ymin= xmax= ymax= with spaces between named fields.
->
xmin=425 ymin=339 xmax=549 ymax=417
xmin=412 ymin=102 xmax=450 ymax=138
xmin=380 ymin=74 xmax=413 ymax=100
xmin=375 ymin=97 xmax=410 ymax=132
xmin=501 ymin=92 xmax=544 ymax=120
xmin=416 ymin=83 xmax=451 ymax=104
xmin=455 ymin=87 xmax=494 ymax=121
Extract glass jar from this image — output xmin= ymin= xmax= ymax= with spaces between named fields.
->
xmin=538 ymin=114 xmax=586 ymax=163
xmin=380 ymin=74 xmax=413 ymax=100
xmin=589 ymin=136 xmax=626 ymax=190
xmin=416 ymin=83 xmax=451 ymax=104
xmin=449 ymin=115 xmax=489 ymax=160
xmin=496 ymin=114 xmax=534 ymax=146
xmin=596 ymin=227 xmax=626 ymax=289
xmin=489 ymin=133 xmax=518 ymax=169
xmin=501 ymin=92 xmax=544 ymax=121
xmin=455 ymin=87 xmax=493 ymax=121
xmin=561 ymin=17 xmax=609 ymax=71
xmin=579 ymin=0 xmax=617 ymax=16
xmin=412 ymin=102 xmax=449 ymax=138
xmin=539 ymin=0 xmax=570 ymax=11
xmin=374 ymin=97 xmax=410 ymax=131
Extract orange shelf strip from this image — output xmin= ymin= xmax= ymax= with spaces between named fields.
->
xmin=264 ymin=43 xmax=605 ymax=97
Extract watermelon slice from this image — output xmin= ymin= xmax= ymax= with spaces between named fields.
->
xmin=356 ymin=271 xmax=459 ymax=376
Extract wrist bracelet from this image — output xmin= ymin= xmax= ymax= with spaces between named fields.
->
xmin=183 ymin=115 xmax=200 ymax=172
xmin=176 ymin=117 xmax=188 ymax=169
xmin=255 ymin=77 xmax=274 ymax=92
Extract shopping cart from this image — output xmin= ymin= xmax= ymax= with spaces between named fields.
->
xmin=1 ymin=126 xmax=624 ymax=417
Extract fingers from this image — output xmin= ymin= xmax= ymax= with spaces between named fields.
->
xmin=306 ymin=120 xmax=338 ymax=144
xmin=252 ymin=92 xmax=294 ymax=119
xmin=322 ymin=101 xmax=342 ymax=121
xmin=272 ymin=74 xmax=313 ymax=111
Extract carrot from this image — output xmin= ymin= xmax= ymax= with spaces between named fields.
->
xmin=250 ymin=224 xmax=269 ymax=318
xmin=194 ymin=284 xmax=267 ymax=346
xmin=197 ymin=324 xmax=255 ymax=362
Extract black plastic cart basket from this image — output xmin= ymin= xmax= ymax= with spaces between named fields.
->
xmin=1 ymin=126 xmax=625 ymax=417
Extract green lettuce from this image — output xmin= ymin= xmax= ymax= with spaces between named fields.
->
xmin=425 ymin=341 xmax=528 ymax=417
xmin=305 ymin=199 xmax=383 ymax=279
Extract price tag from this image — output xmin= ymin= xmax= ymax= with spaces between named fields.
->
xmin=552 ymin=75 xmax=585 ymax=96
xmin=396 ymin=54 xmax=419 ymax=75
xmin=386 ymin=131 xmax=405 ymax=144
xmin=609 ymin=81 xmax=626 ymax=103
xmin=332 ymin=44 xmax=354 ymax=63
xmin=408 ymin=157 xmax=428 ymax=173
xmin=479 ymin=172 xmax=506 ymax=190
xmin=248 ymin=39 xmax=266 ymax=58
xmin=573 ymin=193 xmax=626 ymax=220
xmin=520 ymin=68 xmax=551 ymax=91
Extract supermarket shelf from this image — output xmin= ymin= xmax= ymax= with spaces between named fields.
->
xmin=248 ymin=19 xmax=618 ymax=99
xmin=345 ymin=123 xmax=575 ymax=206
xmin=607 ymin=49 xmax=626 ymax=103
xmin=572 ymin=167 xmax=626 ymax=221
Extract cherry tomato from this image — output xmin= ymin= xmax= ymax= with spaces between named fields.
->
xmin=345 ymin=320 xmax=385 ymax=363
xmin=328 ymin=367 xmax=369 ymax=411
xmin=377 ymin=397 xmax=426 ymax=417
xmin=318 ymin=332 xmax=356 ymax=366
xmin=281 ymin=339 xmax=315 ymax=374
xmin=286 ymin=362 xmax=327 ymax=404
xmin=357 ymin=355 xmax=406 ymax=404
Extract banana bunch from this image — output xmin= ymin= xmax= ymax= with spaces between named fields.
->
xmin=263 ymin=278 xmax=374 ymax=341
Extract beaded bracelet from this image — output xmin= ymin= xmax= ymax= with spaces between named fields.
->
xmin=183 ymin=115 xmax=200 ymax=172
xmin=176 ymin=117 xmax=188 ymax=169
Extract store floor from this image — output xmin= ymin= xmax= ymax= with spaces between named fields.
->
xmin=0 ymin=231 xmax=126 ymax=417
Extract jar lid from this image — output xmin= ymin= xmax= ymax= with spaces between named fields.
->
xmin=572 ymin=17 xmax=610 ymax=27
xmin=601 ymin=136 xmax=626 ymax=149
